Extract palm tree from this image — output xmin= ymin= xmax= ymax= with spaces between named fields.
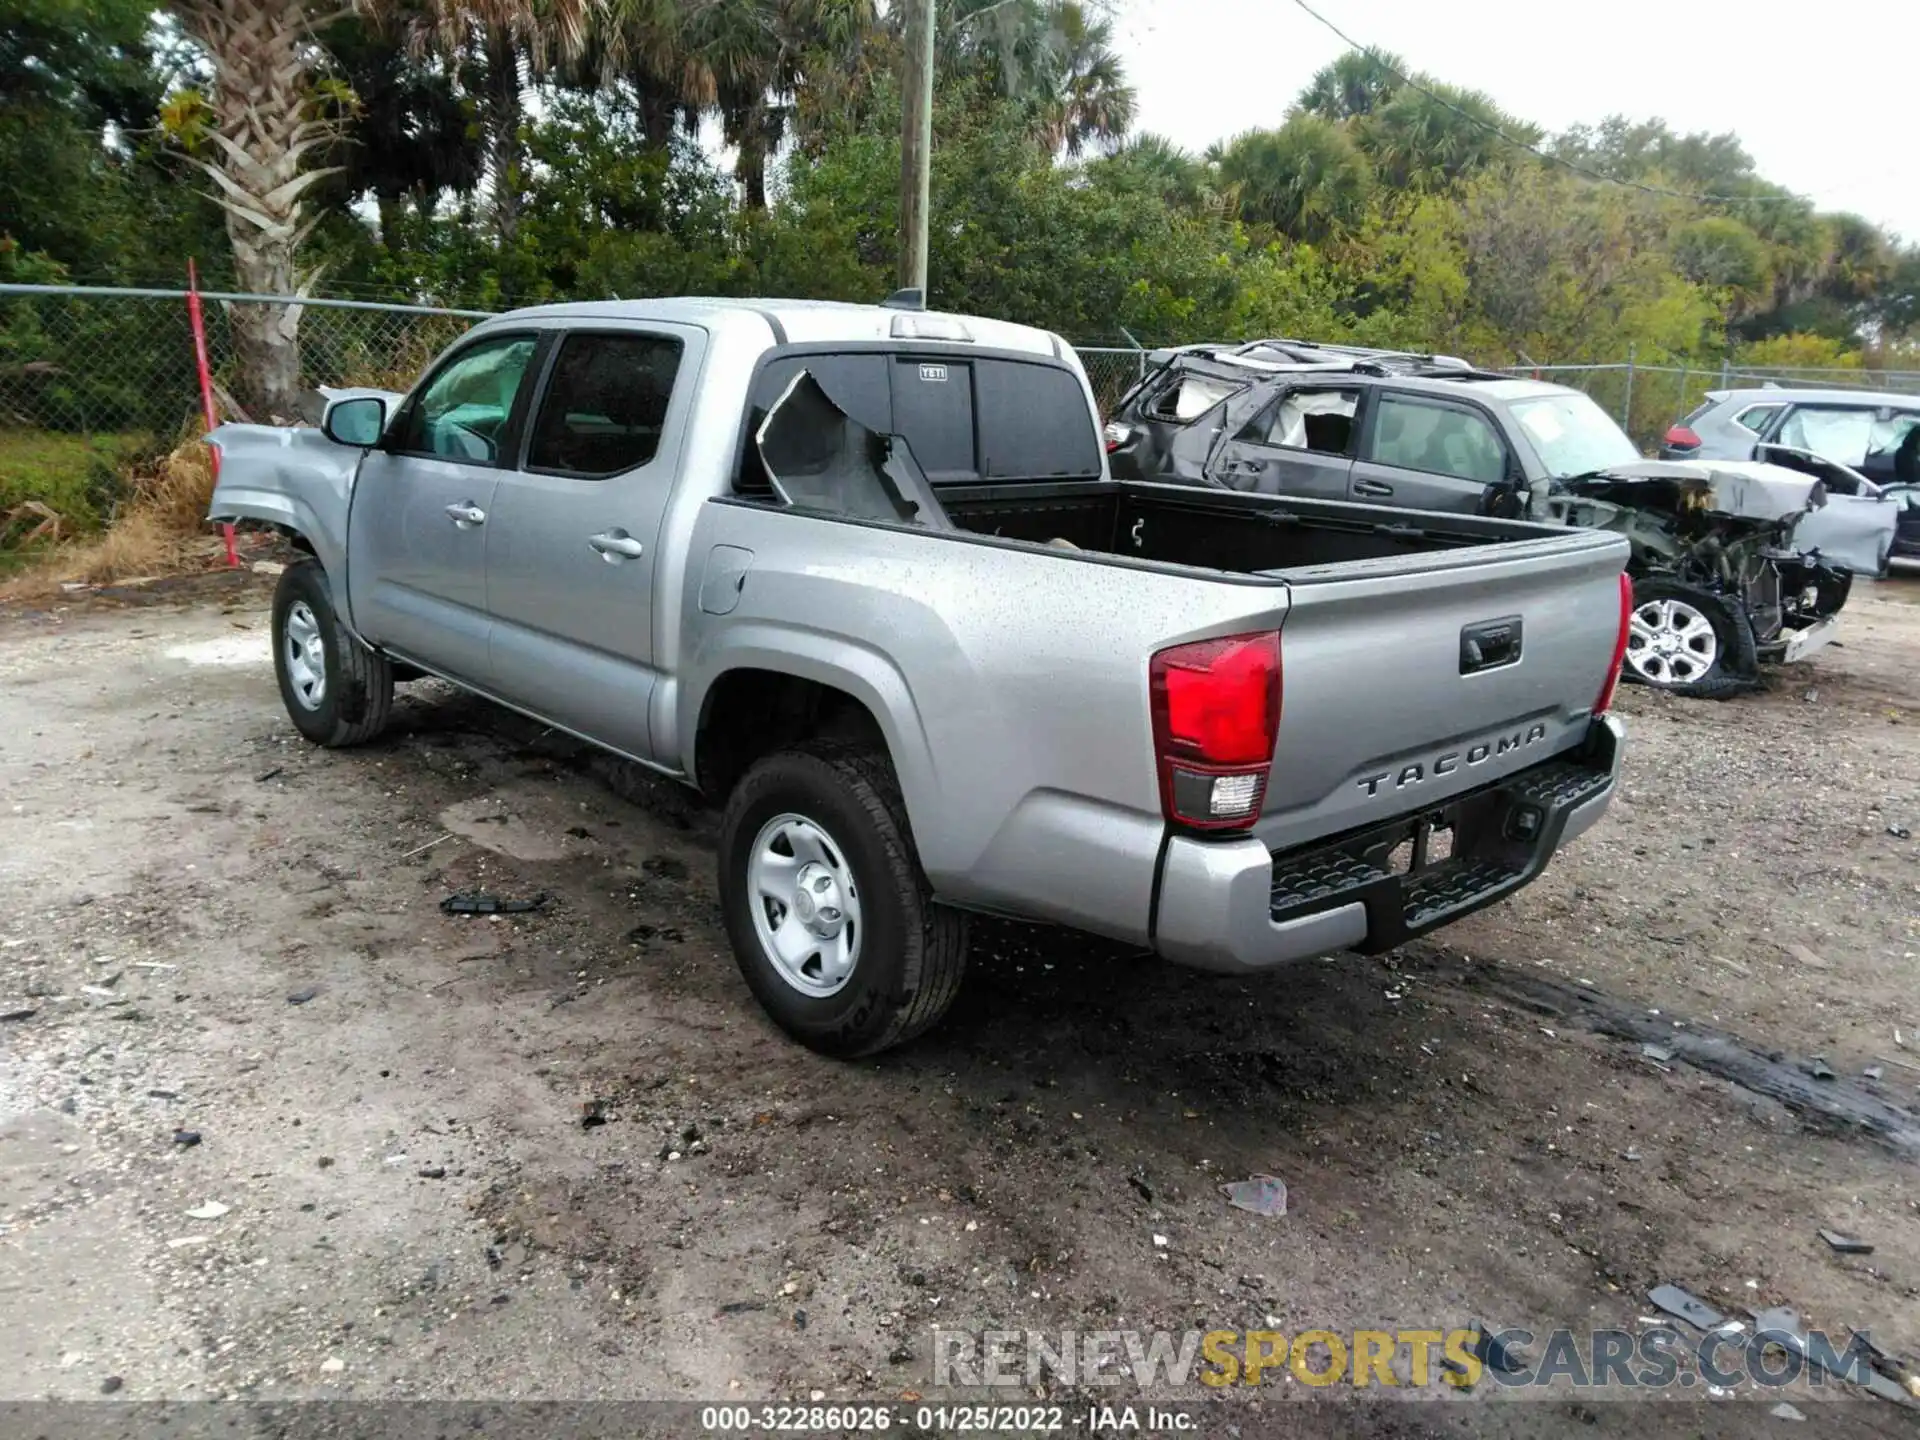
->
xmin=1295 ymin=46 xmax=1405 ymax=121
xmin=1212 ymin=114 xmax=1371 ymax=244
xmin=1356 ymin=82 xmax=1536 ymax=191
xmin=1102 ymin=133 xmax=1211 ymax=210
xmin=1027 ymin=0 xmax=1133 ymax=157
xmin=168 ymin=0 xmax=338 ymax=419
xmin=370 ymin=0 xmax=596 ymax=241
xmin=941 ymin=0 xmax=1133 ymax=157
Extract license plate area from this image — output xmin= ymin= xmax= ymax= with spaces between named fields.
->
xmin=1377 ymin=814 xmax=1456 ymax=877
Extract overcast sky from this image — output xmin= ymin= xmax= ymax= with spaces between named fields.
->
xmin=1114 ymin=0 xmax=1919 ymax=243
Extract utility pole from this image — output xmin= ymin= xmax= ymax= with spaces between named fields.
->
xmin=898 ymin=0 xmax=934 ymax=295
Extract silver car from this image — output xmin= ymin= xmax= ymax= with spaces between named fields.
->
xmin=1662 ymin=387 xmax=1920 ymax=489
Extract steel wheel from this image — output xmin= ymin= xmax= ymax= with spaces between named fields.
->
xmin=1626 ymin=595 xmax=1719 ymax=687
xmin=282 ymin=600 xmax=327 ymax=711
xmin=747 ymin=812 xmax=862 ymax=998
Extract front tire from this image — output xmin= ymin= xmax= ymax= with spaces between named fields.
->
xmin=1622 ymin=577 xmax=1757 ymax=700
xmin=719 ymin=743 xmax=967 ymax=1057
xmin=271 ymin=559 xmax=394 ymax=747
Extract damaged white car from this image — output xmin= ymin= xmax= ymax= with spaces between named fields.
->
xmin=1544 ymin=451 xmax=1895 ymax=697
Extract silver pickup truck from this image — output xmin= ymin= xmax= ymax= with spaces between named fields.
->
xmin=209 ymin=297 xmax=1632 ymax=1056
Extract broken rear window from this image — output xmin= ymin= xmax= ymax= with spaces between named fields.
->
xmin=1146 ymin=373 xmax=1244 ymax=423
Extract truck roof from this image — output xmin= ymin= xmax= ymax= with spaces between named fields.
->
xmin=484 ymin=297 xmax=1066 ymax=359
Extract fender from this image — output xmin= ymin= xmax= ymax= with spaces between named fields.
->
xmin=682 ymin=622 xmax=945 ymax=863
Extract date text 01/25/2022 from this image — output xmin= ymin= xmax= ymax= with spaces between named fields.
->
xmin=698 ymin=1403 xmax=1196 ymax=1431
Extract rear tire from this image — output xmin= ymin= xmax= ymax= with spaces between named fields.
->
xmin=719 ymin=742 xmax=967 ymax=1057
xmin=271 ymin=559 xmax=394 ymax=747
xmin=1622 ymin=577 xmax=1757 ymax=700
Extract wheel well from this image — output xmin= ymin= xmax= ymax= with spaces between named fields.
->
xmin=695 ymin=670 xmax=887 ymax=801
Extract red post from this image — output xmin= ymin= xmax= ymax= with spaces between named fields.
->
xmin=187 ymin=259 xmax=240 ymax=568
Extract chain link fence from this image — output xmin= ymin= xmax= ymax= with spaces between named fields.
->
xmin=0 ymin=284 xmax=486 ymax=440
xmin=5 ymin=284 xmax=1918 ymax=540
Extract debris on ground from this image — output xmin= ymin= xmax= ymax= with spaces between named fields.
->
xmin=1865 ymin=1065 xmax=1885 ymax=1081
xmin=580 ymin=1099 xmax=609 ymax=1129
xmin=1467 ymin=1322 xmax=1528 ymax=1374
xmin=399 ymin=833 xmax=454 ymax=859
xmin=441 ymin=891 xmax=550 ymax=915
xmin=1808 ymin=1057 xmax=1836 ymax=1081
xmin=286 ymin=986 xmax=319 ymax=1005
xmin=255 ymin=767 xmax=283 ymax=782
xmin=1769 ymin=1400 xmax=1805 ymax=1421
xmin=1220 ymin=1174 xmax=1288 ymax=1217
xmin=1820 ymin=1229 xmax=1874 ymax=1255
xmin=1641 ymin=1042 xmax=1674 ymax=1063
xmin=642 ymin=856 xmax=689 ymax=881
xmin=1889 ymin=825 xmax=1911 ymax=840
xmin=99 ymin=1376 xmax=124 ymax=1395
xmin=1750 ymin=1306 xmax=1912 ymax=1403
xmin=418 ymin=1165 xmax=447 ymax=1179
xmin=1648 ymin=1284 xmax=1724 ymax=1330
xmin=171 ymin=1129 xmax=201 ymax=1147
xmin=1786 ymin=943 xmax=1829 ymax=971
xmin=0 ymin=1005 xmax=37 ymax=1023
xmin=184 ymin=1201 xmax=229 ymax=1220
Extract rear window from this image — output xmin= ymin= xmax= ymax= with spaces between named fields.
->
xmin=739 ymin=351 xmax=1100 ymax=493
xmin=1146 ymin=373 xmax=1243 ymax=423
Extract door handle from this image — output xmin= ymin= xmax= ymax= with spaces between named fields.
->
xmin=589 ymin=530 xmax=645 ymax=561
xmin=1354 ymin=480 xmax=1394 ymax=497
xmin=445 ymin=502 xmax=487 ymax=527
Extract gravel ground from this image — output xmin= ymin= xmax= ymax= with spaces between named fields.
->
xmin=0 ymin=576 xmax=1916 ymax=1438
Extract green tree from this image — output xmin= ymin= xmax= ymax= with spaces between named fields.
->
xmin=1356 ymin=81 xmax=1537 ymax=191
xmin=1295 ymin=46 xmax=1404 ymax=122
xmin=1669 ymin=215 xmax=1771 ymax=305
xmin=1211 ymin=115 xmax=1371 ymax=244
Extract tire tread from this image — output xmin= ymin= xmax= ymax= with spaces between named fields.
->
xmin=720 ymin=740 xmax=966 ymax=1056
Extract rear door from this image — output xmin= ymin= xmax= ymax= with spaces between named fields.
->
xmin=345 ymin=329 xmax=545 ymax=683
xmin=483 ymin=322 xmax=705 ymax=762
xmin=1203 ymin=383 xmax=1363 ymax=499
xmin=1760 ymin=403 xmax=1881 ymax=474
xmin=1349 ymin=390 xmax=1512 ymax=513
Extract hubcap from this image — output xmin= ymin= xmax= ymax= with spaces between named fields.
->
xmin=747 ymin=812 xmax=862 ymax=998
xmin=283 ymin=601 xmax=327 ymax=711
xmin=1625 ymin=597 xmax=1718 ymax=687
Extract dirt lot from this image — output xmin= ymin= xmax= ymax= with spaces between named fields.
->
xmin=1 ymin=575 xmax=1917 ymax=1437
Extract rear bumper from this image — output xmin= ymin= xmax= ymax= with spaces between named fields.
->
xmin=1153 ymin=715 xmax=1624 ymax=974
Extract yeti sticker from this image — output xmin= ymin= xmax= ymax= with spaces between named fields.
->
xmin=919 ymin=364 xmax=948 ymax=383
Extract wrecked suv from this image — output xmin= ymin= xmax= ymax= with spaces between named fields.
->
xmin=207 ymin=298 xmax=1633 ymax=1057
xmin=1106 ymin=340 xmax=1899 ymax=698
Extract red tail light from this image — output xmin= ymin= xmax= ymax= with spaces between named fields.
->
xmin=1149 ymin=631 xmax=1282 ymax=832
xmin=1594 ymin=572 xmax=1633 ymax=715
xmin=1103 ymin=422 xmax=1133 ymax=453
xmin=1664 ymin=425 xmax=1701 ymax=450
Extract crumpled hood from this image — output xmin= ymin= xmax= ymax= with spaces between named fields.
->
xmin=1560 ymin=459 xmax=1896 ymax=575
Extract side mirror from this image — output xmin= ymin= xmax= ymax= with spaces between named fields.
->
xmin=322 ymin=396 xmax=387 ymax=448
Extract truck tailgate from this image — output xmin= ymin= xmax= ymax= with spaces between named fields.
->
xmin=1255 ymin=530 xmax=1628 ymax=854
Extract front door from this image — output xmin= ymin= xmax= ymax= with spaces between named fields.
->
xmin=345 ymin=330 xmax=545 ymax=684
xmin=484 ymin=323 xmax=704 ymax=762
xmin=1206 ymin=384 xmax=1362 ymax=499
xmin=1350 ymin=391 xmax=1511 ymax=513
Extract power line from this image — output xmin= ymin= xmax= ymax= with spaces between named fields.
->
xmin=1283 ymin=0 xmax=1814 ymax=211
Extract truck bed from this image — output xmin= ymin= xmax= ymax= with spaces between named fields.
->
xmin=937 ymin=479 xmax=1554 ymax=575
